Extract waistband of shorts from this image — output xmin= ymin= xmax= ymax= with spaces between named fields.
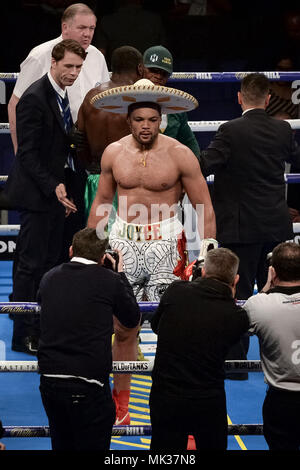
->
xmin=110 ymin=214 xmax=183 ymax=241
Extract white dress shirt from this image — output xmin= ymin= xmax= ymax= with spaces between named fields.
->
xmin=14 ymin=35 xmax=110 ymax=120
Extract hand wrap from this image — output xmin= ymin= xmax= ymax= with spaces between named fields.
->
xmin=183 ymin=238 xmax=218 ymax=281
xmin=199 ymin=238 xmax=218 ymax=259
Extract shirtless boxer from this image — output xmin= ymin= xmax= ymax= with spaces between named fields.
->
xmin=88 ymin=79 xmax=217 ymax=300
xmin=76 ymin=45 xmax=143 ymax=218
xmin=77 ymin=47 xmax=143 ymax=426
xmin=87 ymin=79 xmax=217 ymax=426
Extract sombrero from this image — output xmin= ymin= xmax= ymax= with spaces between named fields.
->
xmin=90 ymin=79 xmax=198 ymax=114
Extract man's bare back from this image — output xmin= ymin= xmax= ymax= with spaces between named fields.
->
xmin=77 ymin=80 xmax=133 ymax=166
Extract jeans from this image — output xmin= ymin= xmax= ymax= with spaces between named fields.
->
xmin=40 ymin=376 xmax=115 ymax=451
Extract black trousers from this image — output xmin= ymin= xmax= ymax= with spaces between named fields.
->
xmin=149 ymin=385 xmax=227 ymax=451
xmin=263 ymin=386 xmax=300 ymax=450
xmin=40 ymin=376 xmax=115 ymax=451
xmin=59 ymin=167 xmax=87 ymax=263
xmin=221 ymin=242 xmax=279 ymax=378
xmin=221 ymin=241 xmax=279 ymax=300
xmin=12 ymin=200 xmax=65 ymax=343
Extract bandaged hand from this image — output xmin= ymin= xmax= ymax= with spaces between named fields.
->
xmin=184 ymin=238 xmax=218 ymax=281
xmin=198 ymin=238 xmax=218 ymax=261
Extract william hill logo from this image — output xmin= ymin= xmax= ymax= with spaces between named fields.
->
xmin=162 ymin=57 xmax=172 ymax=65
xmin=149 ymin=54 xmax=172 ymax=66
xmin=150 ymin=54 xmax=158 ymax=63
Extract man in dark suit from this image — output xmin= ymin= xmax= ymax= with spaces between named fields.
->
xmin=37 ymin=228 xmax=141 ymax=451
xmin=3 ymin=39 xmax=87 ymax=354
xmin=200 ymin=72 xmax=298 ymax=301
xmin=200 ymin=73 xmax=299 ymax=379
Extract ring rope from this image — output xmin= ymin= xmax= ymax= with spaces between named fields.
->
xmin=0 ymin=301 xmax=165 ymax=313
xmin=1 ymin=174 xmax=300 ymax=186
xmin=0 ymin=70 xmax=299 ymax=82
xmin=1 ymin=119 xmax=300 ymax=134
xmin=188 ymin=119 xmax=300 ymax=132
xmin=2 ymin=423 xmax=264 ymax=437
xmin=0 ymin=300 xmax=247 ymax=314
xmin=0 ymin=359 xmax=262 ymax=373
xmin=4 ymin=223 xmax=299 ymax=236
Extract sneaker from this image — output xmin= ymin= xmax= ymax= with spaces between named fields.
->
xmin=187 ymin=435 xmax=196 ymax=450
xmin=112 ymin=389 xmax=131 ymax=425
xmin=115 ymin=411 xmax=130 ymax=426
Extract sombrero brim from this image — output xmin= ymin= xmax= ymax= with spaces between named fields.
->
xmin=90 ymin=81 xmax=198 ymax=114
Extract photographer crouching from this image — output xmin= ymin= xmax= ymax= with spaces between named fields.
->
xmin=37 ymin=228 xmax=141 ymax=451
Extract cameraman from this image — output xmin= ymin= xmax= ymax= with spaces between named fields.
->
xmin=244 ymin=242 xmax=300 ymax=450
xmin=149 ymin=248 xmax=249 ymax=450
xmin=37 ymin=228 xmax=141 ymax=451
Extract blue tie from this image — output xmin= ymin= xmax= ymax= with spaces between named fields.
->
xmin=61 ymin=95 xmax=72 ymax=132
xmin=57 ymin=92 xmax=75 ymax=171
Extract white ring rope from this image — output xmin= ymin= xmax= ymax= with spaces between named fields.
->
xmin=1 ymin=119 xmax=300 ymax=134
xmin=0 ymin=359 xmax=261 ymax=373
xmin=1 ymin=175 xmax=300 ymax=185
xmin=1 ymin=222 xmax=300 ymax=235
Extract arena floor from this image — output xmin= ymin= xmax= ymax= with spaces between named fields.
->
xmin=0 ymin=261 xmax=269 ymax=451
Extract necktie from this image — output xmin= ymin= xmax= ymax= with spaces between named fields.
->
xmin=57 ymin=92 xmax=75 ymax=171
xmin=61 ymin=94 xmax=72 ymax=132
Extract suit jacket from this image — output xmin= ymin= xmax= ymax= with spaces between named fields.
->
xmin=200 ymin=109 xmax=297 ymax=243
xmin=4 ymin=74 xmax=70 ymax=212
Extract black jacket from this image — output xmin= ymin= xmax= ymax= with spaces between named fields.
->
xmin=37 ymin=261 xmax=141 ymax=383
xmin=4 ymin=74 xmax=71 ymax=212
xmin=151 ymin=277 xmax=249 ymax=398
xmin=200 ymin=109 xmax=298 ymax=243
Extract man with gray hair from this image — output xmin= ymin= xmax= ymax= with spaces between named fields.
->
xmin=244 ymin=241 xmax=300 ymax=450
xmin=149 ymin=247 xmax=249 ymax=450
xmin=8 ymin=2 xmax=109 ymax=153
xmin=7 ymin=3 xmax=110 ymax=279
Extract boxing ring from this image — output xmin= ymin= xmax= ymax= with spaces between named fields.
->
xmin=0 ymin=70 xmax=300 ymax=451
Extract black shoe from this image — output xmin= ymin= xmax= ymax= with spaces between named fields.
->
xmin=11 ymin=336 xmax=39 ymax=355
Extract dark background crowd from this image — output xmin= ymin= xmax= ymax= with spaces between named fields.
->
xmin=2 ymin=0 xmax=300 ymax=162
xmin=1 ymin=0 xmax=299 ymax=237
xmin=2 ymin=0 xmax=300 ymax=72
xmin=2 ymin=0 xmax=300 ymax=119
